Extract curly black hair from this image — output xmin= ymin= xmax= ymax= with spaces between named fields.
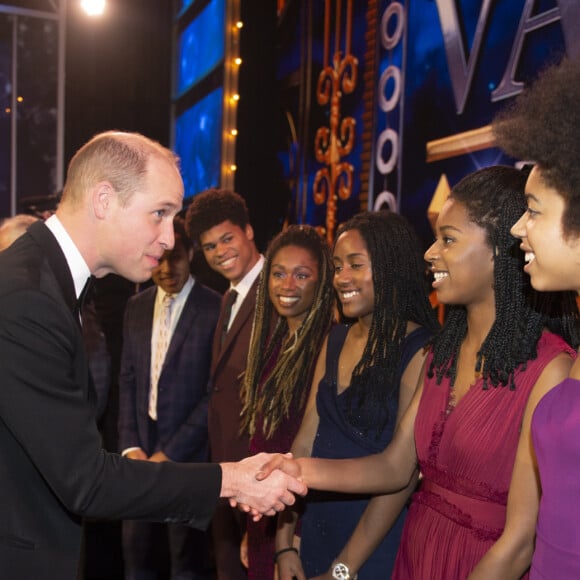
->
xmin=428 ymin=166 xmax=579 ymax=390
xmin=240 ymin=225 xmax=335 ymax=438
xmin=336 ymin=211 xmax=440 ymax=433
xmin=185 ymin=188 xmax=250 ymax=243
xmin=493 ymin=57 xmax=580 ymax=238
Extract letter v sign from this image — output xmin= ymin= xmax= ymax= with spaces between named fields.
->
xmin=435 ymin=0 xmax=494 ymax=114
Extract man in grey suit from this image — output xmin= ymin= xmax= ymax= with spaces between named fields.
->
xmin=0 ymin=131 xmax=305 ymax=580
xmin=119 ymin=219 xmax=220 ymax=579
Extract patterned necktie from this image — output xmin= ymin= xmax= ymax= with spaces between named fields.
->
xmin=149 ymin=293 xmax=175 ymax=420
xmin=221 ymin=289 xmax=238 ymax=346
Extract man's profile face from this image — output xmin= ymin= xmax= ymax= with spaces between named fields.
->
xmin=99 ymin=155 xmax=184 ymax=283
xmin=199 ymin=220 xmax=259 ymax=285
xmin=151 ymin=235 xmax=192 ymax=294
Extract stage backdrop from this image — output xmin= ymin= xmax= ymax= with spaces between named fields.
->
xmin=275 ymin=0 xmax=580 ymax=246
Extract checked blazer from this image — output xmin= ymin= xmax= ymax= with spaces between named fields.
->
xmin=118 ymin=281 xmax=221 ymax=462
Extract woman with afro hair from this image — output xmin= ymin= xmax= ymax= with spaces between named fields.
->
xmin=470 ymin=57 xmax=580 ymax=579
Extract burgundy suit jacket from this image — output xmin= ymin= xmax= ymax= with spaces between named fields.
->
xmin=208 ymin=279 xmax=259 ymax=462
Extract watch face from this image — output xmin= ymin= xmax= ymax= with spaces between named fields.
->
xmin=332 ymin=562 xmax=350 ymax=580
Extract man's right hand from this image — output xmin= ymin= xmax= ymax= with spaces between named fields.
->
xmin=220 ymin=453 xmax=307 ymax=517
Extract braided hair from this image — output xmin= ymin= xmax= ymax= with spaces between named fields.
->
xmin=428 ymin=166 xmax=579 ymax=389
xmin=241 ymin=225 xmax=335 ymax=438
xmin=337 ymin=212 xmax=440 ymax=433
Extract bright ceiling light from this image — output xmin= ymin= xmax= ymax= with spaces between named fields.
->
xmin=81 ymin=0 xmax=106 ymax=16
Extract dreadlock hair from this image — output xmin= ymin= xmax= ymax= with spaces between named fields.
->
xmin=493 ymin=57 xmax=580 ymax=239
xmin=337 ymin=211 xmax=440 ymax=434
xmin=185 ymin=188 xmax=250 ymax=244
xmin=428 ymin=165 xmax=579 ymax=390
xmin=240 ymin=225 xmax=335 ymax=439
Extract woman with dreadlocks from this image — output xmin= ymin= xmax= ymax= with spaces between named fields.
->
xmin=239 ymin=225 xmax=335 ymax=579
xmin=275 ymin=211 xmax=439 ymax=580
xmin=266 ymin=166 xmax=578 ymax=580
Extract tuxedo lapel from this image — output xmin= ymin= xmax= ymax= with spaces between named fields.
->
xmin=136 ymin=290 xmax=156 ymax=391
xmin=27 ymin=221 xmax=76 ymax=315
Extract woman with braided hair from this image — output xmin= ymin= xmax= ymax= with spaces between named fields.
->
xmin=266 ymin=166 xmax=578 ymax=580
xmin=276 ymin=211 xmax=439 ymax=580
xmin=240 ymin=224 xmax=335 ymax=579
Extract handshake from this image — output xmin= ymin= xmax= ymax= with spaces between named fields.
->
xmin=220 ymin=452 xmax=304 ymax=519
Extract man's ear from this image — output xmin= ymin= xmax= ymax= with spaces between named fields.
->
xmin=244 ymin=223 xmax=254 ymax=241
xmin=92 ymin=182 xmax=115 ymax=219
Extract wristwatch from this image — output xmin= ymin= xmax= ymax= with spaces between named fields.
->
xmin=332 ymin=561 xmax=358 ymax=580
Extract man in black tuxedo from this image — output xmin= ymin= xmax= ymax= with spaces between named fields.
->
xmin=0 ymin=131 xmax=306 ymax=580
xmin=119 ymin=219 xmax=220 ymax=579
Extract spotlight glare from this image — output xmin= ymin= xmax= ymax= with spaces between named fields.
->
xmin=81 ymin=0 xmax=106 ymax=16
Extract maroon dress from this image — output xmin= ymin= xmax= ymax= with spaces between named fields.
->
xmin=392 ymin=332 xmax=574 ymax=579
xmin=246 ymin=340 xmax=311 ymax=579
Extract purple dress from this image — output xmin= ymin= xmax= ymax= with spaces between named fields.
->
xmin=531 ymin=377 xmax=580 ymax=579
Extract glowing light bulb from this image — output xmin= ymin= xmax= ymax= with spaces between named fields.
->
xmin=81 ymin=0 xmax=106 ymax=16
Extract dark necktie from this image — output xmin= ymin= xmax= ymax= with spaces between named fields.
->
xmin=221 ymin=289 xmax=238 ymax=345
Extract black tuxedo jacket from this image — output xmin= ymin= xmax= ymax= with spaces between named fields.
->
xmin=0 ymin=222 xmax=220 ymax=579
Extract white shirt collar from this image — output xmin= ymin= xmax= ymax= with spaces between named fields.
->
xmin=44 ymin=215 xmax=91 ymax=299
xmin=155 ymin=275 xmax=195 ymax=307
xmin=230 ymin=255 xmax=264 ymax=303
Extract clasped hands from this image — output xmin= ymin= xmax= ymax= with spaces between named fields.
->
xmin=221 ymin=452 xmax=304 ymax=520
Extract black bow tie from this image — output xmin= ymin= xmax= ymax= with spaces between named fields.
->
xmin=75 ymin=275 xmax=95 ymax=320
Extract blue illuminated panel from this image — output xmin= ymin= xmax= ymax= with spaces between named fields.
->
xmin=175 ymin=87 xmax=223 ymax=198
xmin=177 ymin=0 xmax=225 ymax=95
xmin=180 ymin=0 xmax=195 ymax=13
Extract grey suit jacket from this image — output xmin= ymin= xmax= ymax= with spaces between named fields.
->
xmin=0 ymin=222 xmax=221 ymax=579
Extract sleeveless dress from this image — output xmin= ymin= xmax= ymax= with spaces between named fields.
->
xmin=530 ymin=377 xmax=580 ymax=579
xmin=392 ymin=331 xmax=574 ymax=579
xmin=246 ymin=340 xmax=312 ymax=579
xmin=300 ymin=324 xmax=432 ymax=579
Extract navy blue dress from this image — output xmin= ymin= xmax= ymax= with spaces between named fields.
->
xmin=300 ymin=324 xmax=431 ymax=579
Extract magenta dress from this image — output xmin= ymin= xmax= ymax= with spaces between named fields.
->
xmin=530 ymin=377 xmax=580 ymax=579
xmin=392 ymin=332 xmax=575 ymax=579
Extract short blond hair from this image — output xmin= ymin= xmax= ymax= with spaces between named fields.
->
xmin=61 ymin=131 xmax=179 ymax=207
